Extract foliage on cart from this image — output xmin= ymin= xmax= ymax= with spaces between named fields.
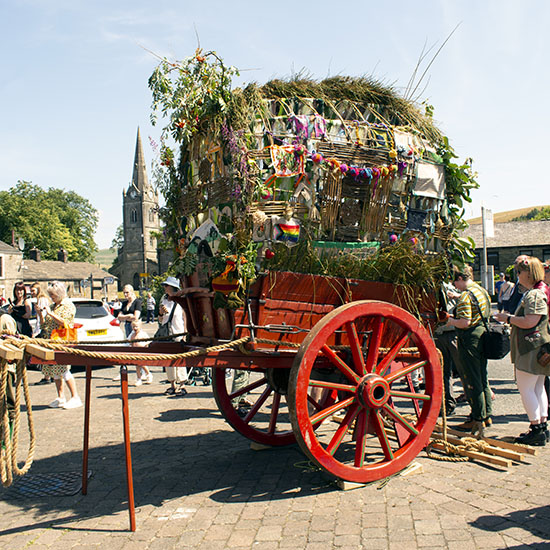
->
xmin=148 ymin=49 xmax=478 ymax=306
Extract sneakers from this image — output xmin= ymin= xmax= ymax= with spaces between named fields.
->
xmin=135 ymin=379 xmax=143 ymax=387
xmin=515 ymin=423 xmax=546 ymax=446
xmin=144 ymin=373 xmax=153 ymax=384
xmin=49 ymin=397 xmax=66 ymax=408
xmin=62 ymin=397 xmax=82 ymax=409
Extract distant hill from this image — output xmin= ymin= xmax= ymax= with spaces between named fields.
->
xmin=94 ymin=248 xmax=116 ymax=270
xmin=467 ymin=206 xmax=550 ymax=225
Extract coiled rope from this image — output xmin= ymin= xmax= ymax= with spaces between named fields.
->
xmin=0 ymin=354 xmax=36 ymax=487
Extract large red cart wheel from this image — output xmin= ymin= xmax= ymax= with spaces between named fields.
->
xmin=212 ymin=366 xmax=338 ymax=447
xmin=212 ymin=367 xmax=296 ymax=446
xmin=288 ymin=300 xmax=442 ymax=483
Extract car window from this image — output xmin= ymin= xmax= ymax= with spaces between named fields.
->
xmin=74 ymin=302 xmax=109 ymax=319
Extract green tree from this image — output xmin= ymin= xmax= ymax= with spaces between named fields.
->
xmin=0 ymin=181 xmax=99 ymax=261
xmin=110 ymin=224 xmax=124 ymax=251
xmin=512 ymin=207 xmax=550 ymax=221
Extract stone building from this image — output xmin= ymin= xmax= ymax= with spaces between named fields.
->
xmin=0 ymin=240 xmax=24 ymax=302
xmin=0 ymin=242 xmax=117 ymax=300
xmin=461 ymin=219 xmax=550 ymax=278
xmin=110 ymin=128 xmax=161 ymax=290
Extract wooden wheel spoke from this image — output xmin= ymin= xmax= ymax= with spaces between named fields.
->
xmin=307 ymin=392 xmax=324 ymax=413
xmin=308 ymin=379 xmax=356 ymax=393
xmin=366 ymin=316 xmax=384 ymax=373
xmin=354 ymin=409 xmax=368 ymax=467
xmin=321 ymin=344 xmax=360 ymax=383
xmin=243 ymin=386 xmax=272 ymax=423
xmin=228 ymin=376 xmax=267 ymax=401
xmin=376 ymin=330 xmax=411 ymax=376
xmin=345 ymin=321 xmax=366 ymax=376
xmin=310 ymin=396 xmax=356 ymax=426
xmin=390 ymin=389 xmax=431 ymax=401
xmin=267 ymin=392 xmax=281 ymax=435
xmin=372 ymin=410 xmax=394 ymax=460
xmin=382 ymin=404 xmax=419 ymax=436
xmin=326 ymin=404 xmax=359 ymax=456
xmin=385 ymin=360 xmax=427 ymax=384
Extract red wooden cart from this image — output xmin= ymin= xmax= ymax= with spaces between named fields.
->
xmin=174 ymin=270 xmax=442 ymax=483
xmin=26 ymin=269 xmax=442 ymax=530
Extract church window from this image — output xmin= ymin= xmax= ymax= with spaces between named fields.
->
xmin=149 ymin=208 xmax=155 ymax=222
xmin=131 ymin=209 xmax=138 ymax=224
xmin=149 ymin=235 xmax=155 ymax=246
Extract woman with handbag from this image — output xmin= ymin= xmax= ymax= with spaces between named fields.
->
xmin=495 ymin=257 xmax=549 ymax=446
xmin=157 ymin=277 xmax=187 ymax=396
xmin=40 ymin=281 xmax=82 ymax=409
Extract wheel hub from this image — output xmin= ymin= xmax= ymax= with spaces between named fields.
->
xmin=356 ymin=373 xmax=390 ymax=409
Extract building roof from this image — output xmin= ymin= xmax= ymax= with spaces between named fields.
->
xmin=130 ymin=127 xmax=148 ymax=193
xmin=461 ymin=220 xmax=550 ymax=249
xmin=0 ymin=240 xmax=23 ymax=254
xmin=22 ymin=260 xmax=116 ymax=282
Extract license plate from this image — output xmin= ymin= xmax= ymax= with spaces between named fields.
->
xmin=86 ymin=329 xmax=107 ymax=336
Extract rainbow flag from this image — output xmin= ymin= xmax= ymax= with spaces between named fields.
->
xmin=274 ymin=222 xmax=300 ymax=244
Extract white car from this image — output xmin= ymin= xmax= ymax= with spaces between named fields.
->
xmin=72 ymin=298 xmax=125 ymax=343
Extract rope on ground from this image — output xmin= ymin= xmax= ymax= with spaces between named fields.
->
xmin=0 ymin=355 xmax=36 ymax=487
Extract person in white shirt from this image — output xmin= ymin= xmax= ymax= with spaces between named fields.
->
xmin=158 ymin=276 xmax=187 ymax=396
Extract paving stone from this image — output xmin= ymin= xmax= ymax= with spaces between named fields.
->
xmin=1 ymin=362 xmax=547 ymax=549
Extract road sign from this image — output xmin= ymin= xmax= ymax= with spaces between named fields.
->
xmin=139 ymin=273 xmax=149 ymax=277
xmin=104 ymin=276 xmax=115 ymax=285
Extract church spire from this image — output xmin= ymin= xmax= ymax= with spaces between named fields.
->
xmin=130 ymin=127 xmax=149 ymax=192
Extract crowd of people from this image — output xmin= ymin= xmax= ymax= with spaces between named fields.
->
xmin=0 ymin=277 xmax=190 ymax=421
xmin=3 ymin=262 xmax=550 ymax=447
xmin=439 ymin=255 xmax=550 ymax=446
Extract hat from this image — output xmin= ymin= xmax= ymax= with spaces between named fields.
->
xmin=161 ymin=276 xmax=181 ymax=290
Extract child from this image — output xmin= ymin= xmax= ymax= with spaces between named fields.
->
xmin=128 ymin=319 xmax=153 ymax=386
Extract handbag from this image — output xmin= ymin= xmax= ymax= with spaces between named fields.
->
xmin=537 ymin=343 xmax=550 ymax=368
xmin=153 ymin=302 xmax=176 ymax=340
xmin=51 ymin=322 xmax=78 ymax=342
xmin=468 ymin=291 xmax=511 ymax=360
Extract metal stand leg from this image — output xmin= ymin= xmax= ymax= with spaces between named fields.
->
xmin=120 ymin=365 xmax=136 ymax=532
xmin=82 ymin=365 xmax=92 ymax=495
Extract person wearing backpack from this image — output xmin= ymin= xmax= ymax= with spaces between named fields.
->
xmin=445 ymin=266 xmax=492 ymax=435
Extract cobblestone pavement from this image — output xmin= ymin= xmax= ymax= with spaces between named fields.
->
xmin=1 ymin=343 xmax=549 ymax=549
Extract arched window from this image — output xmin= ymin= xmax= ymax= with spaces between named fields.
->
xmin=149 ymin=235 xmax=155 ymax=247
xmin=131 ymin=209 xmax=138 ymax=223
xmin=149 ymin=208 xmax=155 ymax=222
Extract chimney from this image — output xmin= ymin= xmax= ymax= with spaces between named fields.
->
xmin=29 ymin=247 xmax=41 ymax=262
xmin=57 ymin=248 xmax=68 ymax=263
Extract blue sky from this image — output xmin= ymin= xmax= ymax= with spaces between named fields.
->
xmin=1 ymin=0 xmax=548 ymax=249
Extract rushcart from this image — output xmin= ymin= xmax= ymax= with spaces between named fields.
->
xmin=3 ymin=50 xmax=480 ymax=529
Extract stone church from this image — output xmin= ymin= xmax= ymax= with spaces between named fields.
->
xmin=110 ymin=128 xmax=161 ymax=290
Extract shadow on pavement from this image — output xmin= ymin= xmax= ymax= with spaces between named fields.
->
xmin=471 ymin=505 xmax=550 ymax=542
xmin=0 ymin=430 xmax=333 ymax=536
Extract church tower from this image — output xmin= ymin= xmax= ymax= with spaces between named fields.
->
xmin=111 ymin=128 xmax=161 ymax=290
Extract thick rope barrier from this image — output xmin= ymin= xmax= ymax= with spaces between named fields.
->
xmin=0 ymin=355 xmax=36 ymax=487
xmin=8 ymin=335 xmax=251 ymax=363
